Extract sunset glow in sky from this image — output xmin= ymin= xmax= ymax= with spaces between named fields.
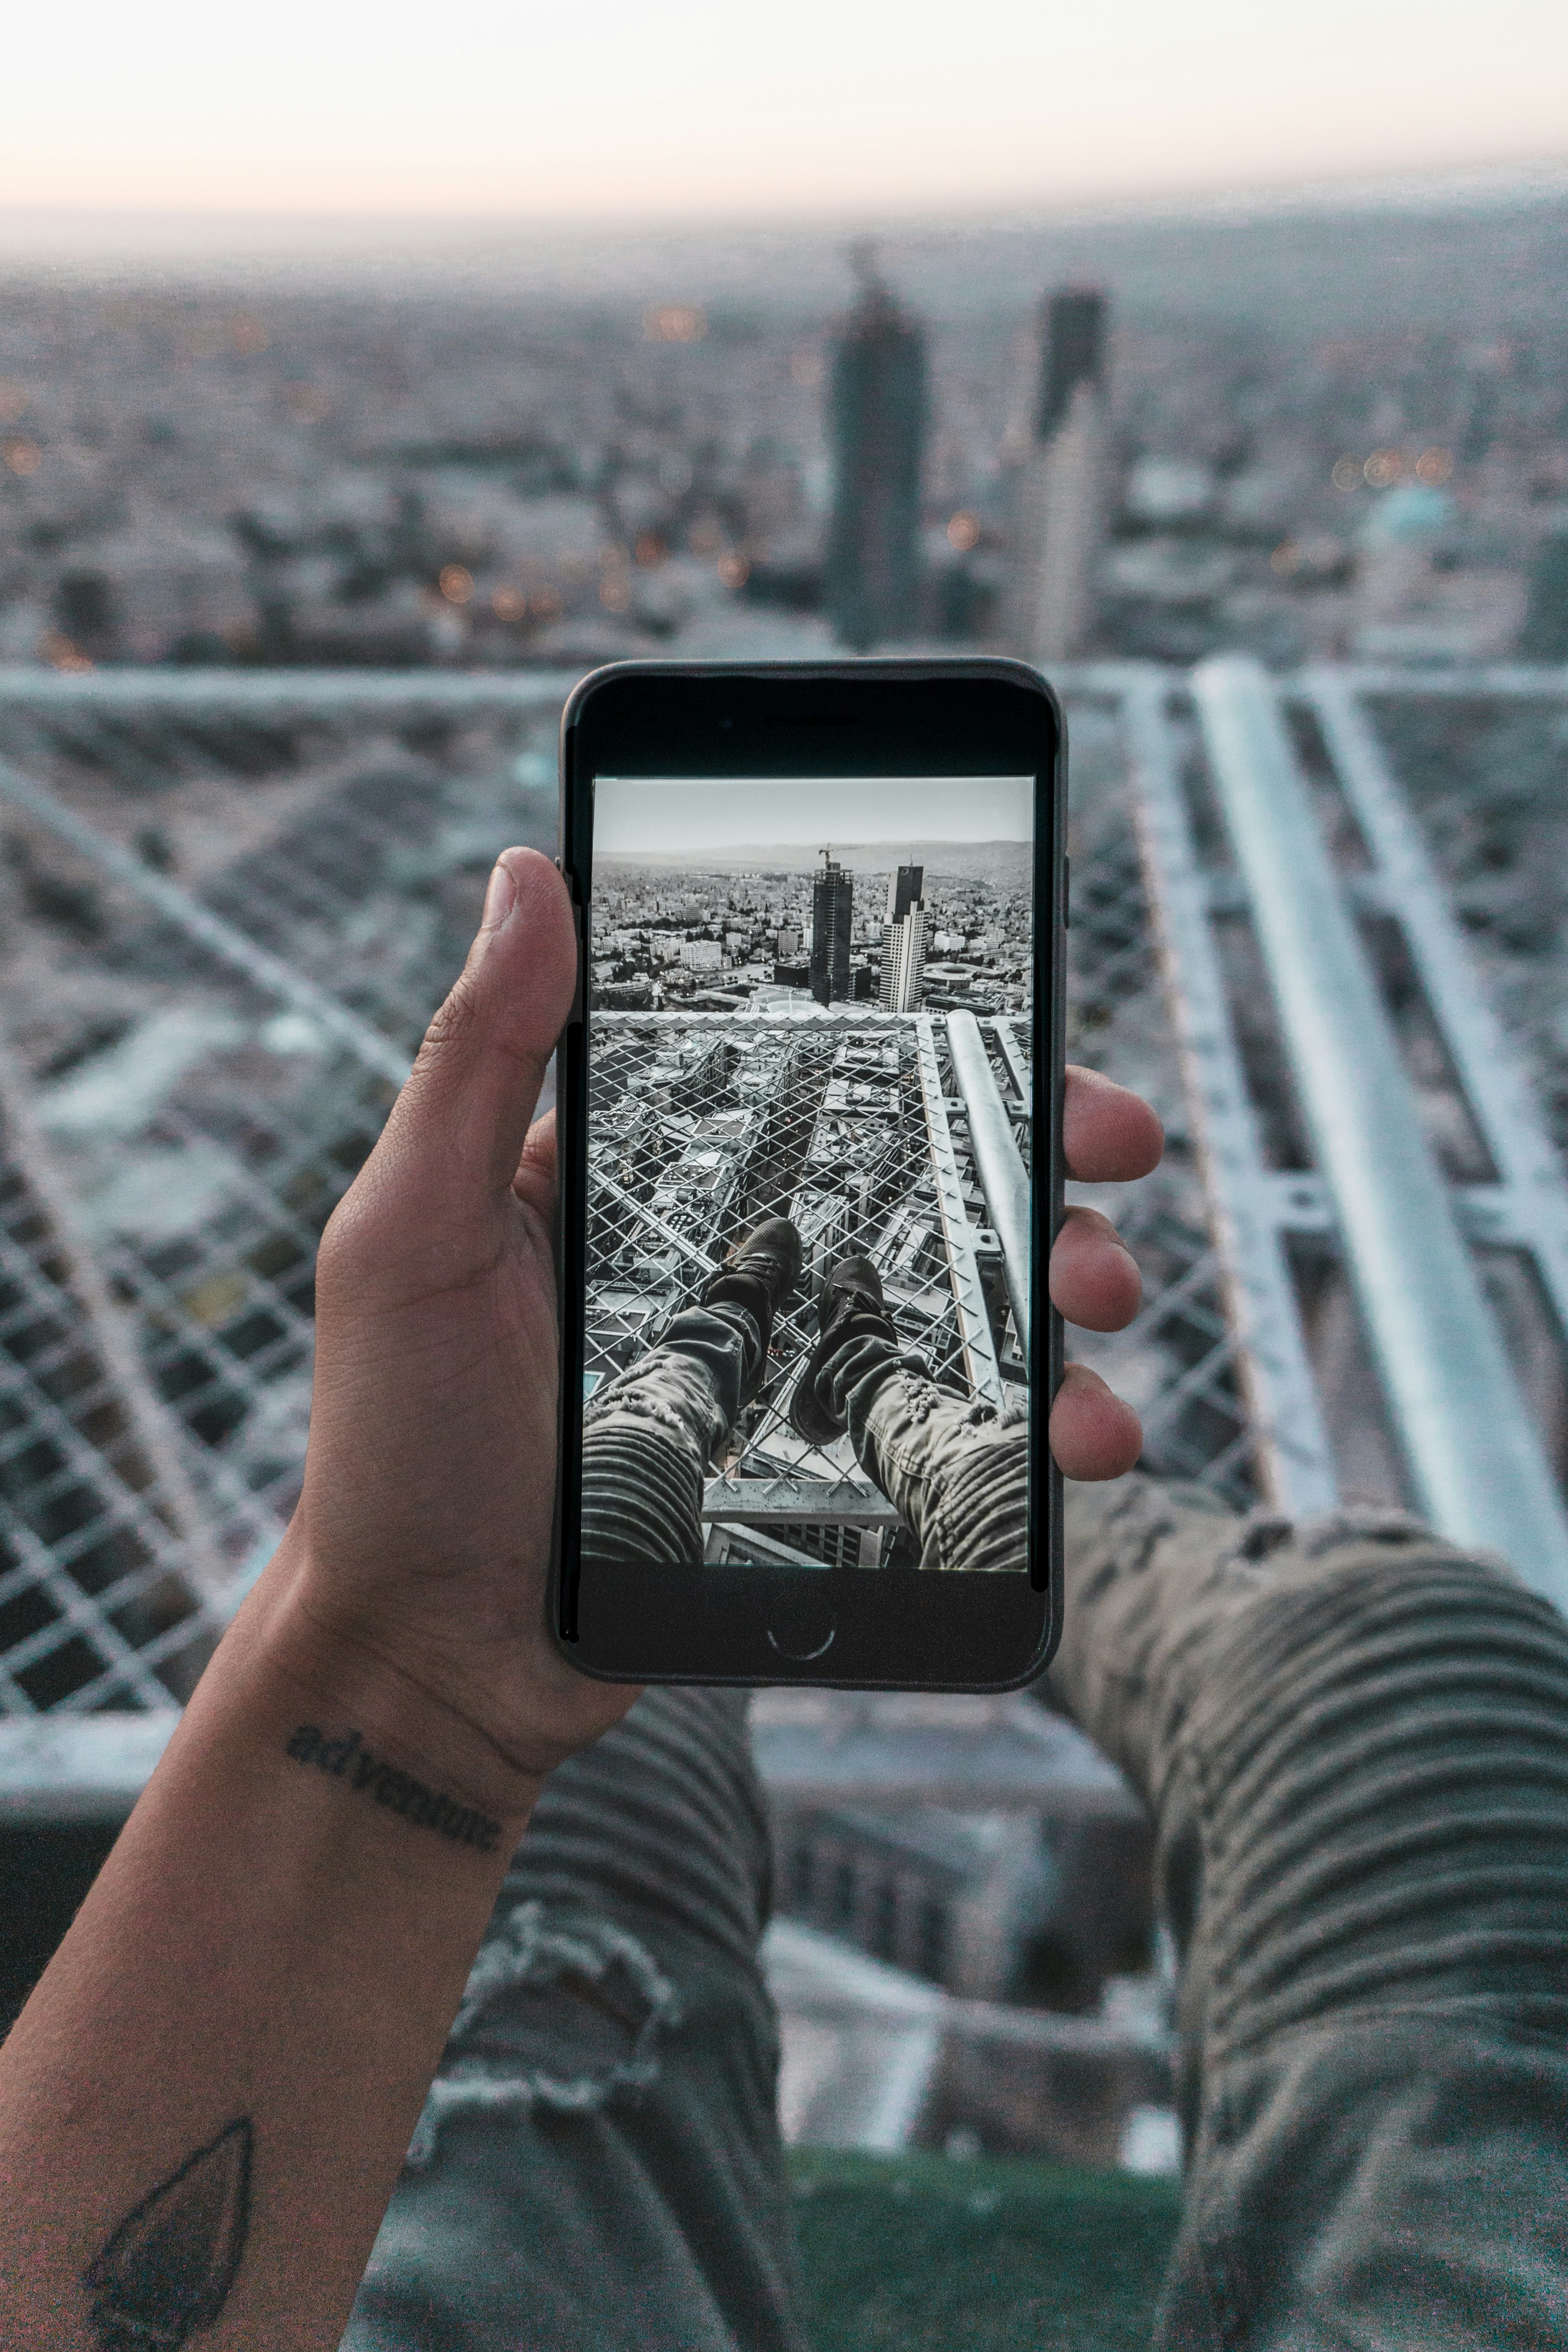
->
xmin=1 ymin=0 xmax=1565 ymax=227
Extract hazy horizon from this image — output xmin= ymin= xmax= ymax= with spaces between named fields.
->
xmin=596 ymin=839 xmax=1032 ymax=883
xmin=4 ymin=154 xmax=1567 ymax=264
xmin=4 ymin=0 xmax=1564 ymax=235
xmin=596 ymin=839 xmax=1024 ymax=861
xmin=594 ymin=776 xmax=1033 ymax=859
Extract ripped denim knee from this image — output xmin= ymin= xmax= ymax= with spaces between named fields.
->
xmin=585 ymin=1349 xmax=729 ymax=1470
xmin=407 ymin=1902 xmax=683 ymax=2169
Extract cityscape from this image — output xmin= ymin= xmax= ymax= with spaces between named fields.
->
xmin=592 ymin=848 xmax=1032 ymax=1017
xmin=0 ymin=185 xmax=1564 ymax=684
xmin=4 ymin=164 xmax=1568 ymax=2216
xmin=584 ymin=798 xmax=1038 ymax=1572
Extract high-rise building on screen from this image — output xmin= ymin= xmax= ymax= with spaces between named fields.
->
xmin=880 ymin=864 xmax=926 ymax=1012
xmin=810 ymin=853 xmax=854 ymax=1005
xmin=1010 ymin=286 xmax=1110 ymax=666
xmin=824 ymin=260 xmax=927 ymax=650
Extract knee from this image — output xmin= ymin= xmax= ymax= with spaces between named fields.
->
xmin=580 ymin=1421 xmax=704 ymax=1567
xmin=1189 ymin=1539 xmax=1565 ymax=1760
xmin=927 ymin=1420 xmax=1031 ymax=1571
xmin=1184 ymin=1553 xmax=1568 ymax=2051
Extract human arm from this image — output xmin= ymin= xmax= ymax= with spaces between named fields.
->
xmin=0 ymin=849 xmax=1161 ymax=2350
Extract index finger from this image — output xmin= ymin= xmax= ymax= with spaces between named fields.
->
xmin=1063 ymin=1066 xmax=1164 ymax=1183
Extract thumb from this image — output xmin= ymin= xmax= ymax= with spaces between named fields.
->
xmin=379 ymin=848 xmax=578 ymax=1204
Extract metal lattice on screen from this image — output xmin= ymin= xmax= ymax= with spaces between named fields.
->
xmin=587 ymin=1009 xmax=1031 ymax=1569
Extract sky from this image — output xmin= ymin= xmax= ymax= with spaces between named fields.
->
xmin=594 ymin=776 xmax=1034 ymax=856
xmin=1 ymin=0 xmax=1564 ymax=232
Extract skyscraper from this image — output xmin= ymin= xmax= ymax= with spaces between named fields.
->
xmin=824 ymin=257 xmax=927 ymax=650
xmin=1011 ymin=287 xmax=1110 ymax=666
xmin=810 ymin=852 xmax=854 ymax=1006
xmin=1521 ymin=528 xmax=1568 ymax=660
xmin=879 ymin=864 xmax=925 ymax=1012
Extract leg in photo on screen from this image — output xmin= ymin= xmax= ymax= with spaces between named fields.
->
xmin=581 ymin=1219 xmax=1027 ymax=1574
xmin=791 ymin=1254 xmax=1029 ymax=1573
xmin=580 ymin=1217 xmax=803 ymax=1567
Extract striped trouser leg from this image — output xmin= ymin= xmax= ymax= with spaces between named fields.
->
xmin=344 ymin=1351 xmax=808 ymax=2349
xmin=579 ymin=1342 xmax=727 ymax=1567
xmin=580 ymin=1413 xmax=707 ymax=1567
xmin=855 ymin=1361 xmax=1030 ymax=1571
xmin=1054 ymin=1474 xmax=1568 ymax=2351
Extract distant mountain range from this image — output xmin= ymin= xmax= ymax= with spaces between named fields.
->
xmin=597 ymin=840 xmax=1030 ymax=883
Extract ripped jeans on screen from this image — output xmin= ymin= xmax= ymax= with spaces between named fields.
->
xmin=574 ymin=1292 xmax=1029 ymax=1574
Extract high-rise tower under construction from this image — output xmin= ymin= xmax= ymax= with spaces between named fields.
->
xmin=810 ymin=853 xmax=854 ymax=1006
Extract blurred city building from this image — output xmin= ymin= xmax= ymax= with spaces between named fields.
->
xmin=2 ymin=198 xmax=1565 ymax=678
xmin=1009 ymin=288 xmax=1111 ymax=664
xmin=1522 ymin=523 xmax=1568 ymax=660
xmin=823 ymin=260 xmax=927 ymax=650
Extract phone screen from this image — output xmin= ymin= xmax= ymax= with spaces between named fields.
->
xmin=580 ymin=771 xmax=1035 ymax=1585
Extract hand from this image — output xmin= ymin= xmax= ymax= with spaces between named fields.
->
xmin=275 ymin=847 xmax=627 ymax=1813
xmin=1049 ymin=1067 xmax=1164 ymax=1480
xmin=273 ymin=851 xmax=1162 ymax=1814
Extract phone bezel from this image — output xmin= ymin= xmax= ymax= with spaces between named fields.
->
xmin=553 ymin=657 xmax=1065 ymax=1691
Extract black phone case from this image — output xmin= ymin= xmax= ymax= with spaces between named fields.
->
xmin=550 ymin=658 xmax=1065 ymax=1691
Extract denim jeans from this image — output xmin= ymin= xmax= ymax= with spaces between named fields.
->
xmin=341 ymin=1684 xmax=806 ymax=2352
xmin=1054 ymin=1476 xmax=1568 ymax=2349
xmin=342 ymin=1315 xmax=1568 ymax=2349
xmin=819 ymin=1317 xmax=1029 ymax=1573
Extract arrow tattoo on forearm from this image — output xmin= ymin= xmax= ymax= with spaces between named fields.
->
xmin=82 ymin=2117 xmax=253 ymax=2350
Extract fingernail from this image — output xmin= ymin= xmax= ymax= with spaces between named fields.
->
xmin=482 ymin=856 xmax=518 ymax=929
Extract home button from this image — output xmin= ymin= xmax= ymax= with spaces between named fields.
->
xmin=766 ymin=1588 xmax=836 ymax=1663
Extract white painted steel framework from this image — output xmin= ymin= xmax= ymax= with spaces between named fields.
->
xmin=1119 ymin=670 xmax=1337 ymax=1517
xmin=1299 ymin=670 xmax=1568 ymax=1345
xmin=1193 ymin=659 xmax=1568 ymax=1605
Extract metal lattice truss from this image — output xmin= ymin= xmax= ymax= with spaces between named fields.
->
xmin=1061 ymin=690 xmax=1263 ymax=1503
xmin=586 ymin=1009 xmax=1030 ymax=1569
xmin=0 ymin=675 xmax=568 ymax=1709
xmin=1098 ymin=661 xmax=1568 ymax=1603
xmin=3 ymin=657 xmax=1568 ymax=1715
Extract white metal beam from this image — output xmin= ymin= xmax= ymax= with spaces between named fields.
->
xmin=1301 ymin=668 xmax=1568 ymax=1356
xmin=1193 ymin=657 xmax=1568 ymax=1603
xmin=913 ymin=1015 xmax=1005 ymax=1409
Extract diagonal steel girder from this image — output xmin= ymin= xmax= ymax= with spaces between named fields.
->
xmin=0 ymin=752 xmax=414 ymax=1088
xmin=1192 ymin=656 xmax=1568 ymax=1605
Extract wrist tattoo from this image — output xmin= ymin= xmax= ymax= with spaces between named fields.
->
xmin=84 ymin=2117 xmax=252 ymax=2349
xmin=285 ymin=1724 xmax=504 ymax=1853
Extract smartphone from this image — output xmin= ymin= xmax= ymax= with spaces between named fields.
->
xmin=552 ymin=659 xmax=1064 ymax=1690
